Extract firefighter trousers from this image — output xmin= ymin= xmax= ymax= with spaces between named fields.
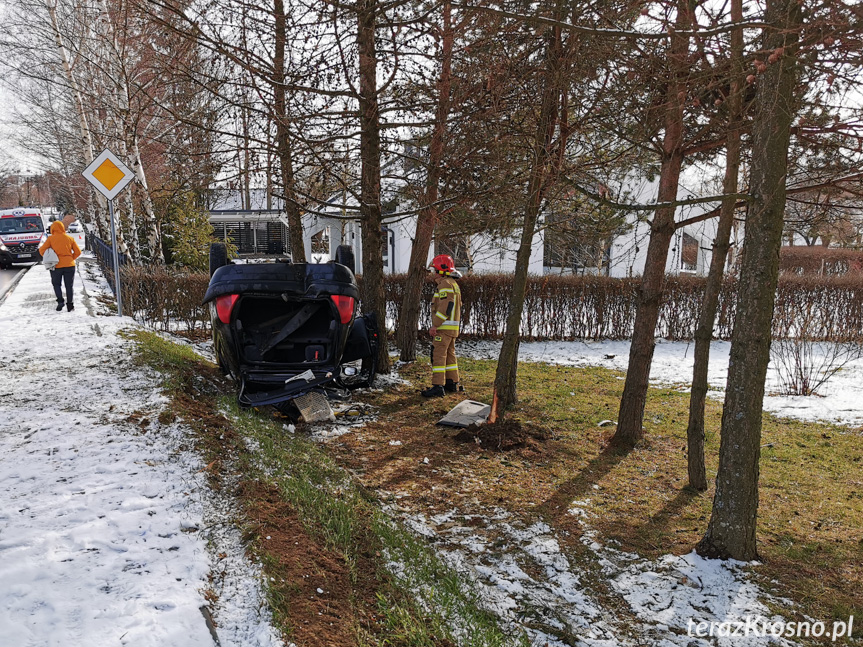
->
xmin=432 ymin=332 xmax=459 ymax=386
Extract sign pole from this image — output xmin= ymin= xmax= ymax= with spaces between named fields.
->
xmin=108 ymin=198 xmax=123 ymax=317
xmin=82 ymin=149 xmax=135 ymax=318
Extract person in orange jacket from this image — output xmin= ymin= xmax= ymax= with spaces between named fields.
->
xmin=39 ymin=221 xmax=82 ymax=312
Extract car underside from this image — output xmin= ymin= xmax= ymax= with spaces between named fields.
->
xmin=204 ymin=244 xmax=378 ymax=415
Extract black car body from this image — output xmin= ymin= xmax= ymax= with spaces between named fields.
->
xmin=204 ymin=250 xmax=378 ymax=408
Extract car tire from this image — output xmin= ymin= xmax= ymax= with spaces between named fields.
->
xmin=209 ymin=243 xmax=228 ymax=277
xmin=360 ymin=356 xmax=377 ymax=389
xmin=335 ymin=244 xmax=355 ymax=274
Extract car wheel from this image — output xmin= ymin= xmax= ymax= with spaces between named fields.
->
xmin=335 ymin=244 xmax=355 ymax=274
xmin=360 ymin=356 xmax=377 ymax=388
xmin=209 ymin=242 xmax=228 ymax=277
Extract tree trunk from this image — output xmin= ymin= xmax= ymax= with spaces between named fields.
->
xmin=122 ymin=189 xmax=139 ymax=262
xmin=357 ymin=0 xmax=390 ymax=373
xmin=131 ymin=134 xmax=164 ymax=263
xmin=242 ymin=103 xmax=252 ymax=213
xmin=489 ymin=19 xmax=566 ymax=422
xmin=45 ymin=0 xmax=109 ymax=237
xmin=685 ymin=0 xmax=743 ymax=491
xmin=108 ymin=135 xmax=134 ymax=260
xmin=697 ymin=0 xmax=801 ymax=561
xmin=612 ymin=0 xmax=692 ymax=447
xmin=273 ymin=0 xmax=306 ymax=262
xmin=396 ymin=0 xmax=453 ymax=362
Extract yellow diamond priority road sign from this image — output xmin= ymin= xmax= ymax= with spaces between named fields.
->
xmin=83 ymin=149 xmax=134 ymax=200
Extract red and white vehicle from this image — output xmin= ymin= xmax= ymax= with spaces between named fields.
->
xmin=0 ymin=208 xmax=47 ymax=269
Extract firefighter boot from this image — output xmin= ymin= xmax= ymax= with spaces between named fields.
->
xmin=421 ymin=384 xmax=445 ymax=398
xmin=444 ymin=379 xmax=460 ymax=394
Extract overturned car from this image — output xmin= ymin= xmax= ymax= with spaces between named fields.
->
xmin=204 ymin=244 xmax=378 ymax=412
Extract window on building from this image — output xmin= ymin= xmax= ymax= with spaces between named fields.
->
xmin=681 ymin=232 xmax=699 ymax=272
xmin=544 ymin=235 xmax=610 ymax=275
xmin=311 ymin=227 xmax=330 ymax=254
xmin=381 ymin=228 xmax=394 ymax=272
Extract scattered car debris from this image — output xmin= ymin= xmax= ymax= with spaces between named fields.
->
xmin=293 ymin=391 xmax=335 ymax=423
xmin=327 ymin=402 xmax=377 ymax=426
xmin=437 ymin=400 xmax=492 ymax=428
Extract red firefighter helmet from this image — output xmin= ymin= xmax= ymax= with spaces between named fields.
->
xmin=430 ymin=254 xmax=455 ymax=275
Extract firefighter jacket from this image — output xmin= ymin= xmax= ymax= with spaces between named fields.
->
xmin=432 ymin=275 xmax=461 ymax=335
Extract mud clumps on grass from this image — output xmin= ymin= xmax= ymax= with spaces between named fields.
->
xmin=239 ymin=480 xmax=374 ymax=647
xmin=454 ymin=419 xmax=551 ymax=452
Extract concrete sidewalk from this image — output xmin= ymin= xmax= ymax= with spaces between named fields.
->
xmin=0 ymin=265 xmax=280 ymax=647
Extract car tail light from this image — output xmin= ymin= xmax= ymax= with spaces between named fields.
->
xmin=331 ymin=295 xmax=355 ymax=324
xmin=216 ymin=294 xmax=239 ymax=324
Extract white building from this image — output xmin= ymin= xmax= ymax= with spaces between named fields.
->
xmin=606 ymin=216 xmax=724 ymax=278
xmin=301 ymin=178 xmax=544 ymax=275
xmin=209 ymin=168 xmax=729 ymax=278
xmin=302 ymin=214 xmax=545 ymax=275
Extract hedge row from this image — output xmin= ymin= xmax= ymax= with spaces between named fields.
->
xmin=779 ymin=246 xmax=863 ymax=276
xmin=119 ymin=265 xmax=211 ymax=334
xmin=105 ymin=263 xmax=863 ymax=342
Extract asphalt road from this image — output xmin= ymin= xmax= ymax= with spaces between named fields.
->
xmin=0 ymin=267 xmax=26 ymax=301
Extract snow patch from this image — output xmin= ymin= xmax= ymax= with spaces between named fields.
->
xmin=0 ymin=267 xmax=281 ymax=646
xmin=459 ymin=339 xmax=863 ymax=426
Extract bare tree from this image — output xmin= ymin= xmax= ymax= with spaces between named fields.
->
xmin=355 ymin=0 xmax=390 ymax=373
xmin=273 ymin=0 xmax=306 ymax=261
xmin=612 ymin=0 xmax=696 ymax=447
xmin=697 ymin=0 xmax=803 ymax=561
xmin=685 ymin=0 xmax=745 ymax=491
xmin=396 ymin=0 xmax=457 ymax=363
xmin=489 ymin=0 xmax=575 ymax=420
xmin=44 ymin=0 xmax=110 ymax=237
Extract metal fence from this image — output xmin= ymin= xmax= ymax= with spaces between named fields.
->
xmin=87 ymin=233 xmax=129 ymax=295
xmin=211 ymin=220 xmax=288 ymax=255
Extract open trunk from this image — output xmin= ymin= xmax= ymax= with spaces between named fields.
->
xmin=235 ymin=295 xmax=340 ymax=366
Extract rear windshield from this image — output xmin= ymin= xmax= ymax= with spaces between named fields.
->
xmin=0 ymin=216 xmax=44 ymax=234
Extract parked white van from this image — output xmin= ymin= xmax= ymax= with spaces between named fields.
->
xmin=0 ymin=208 xmax=47 ymax=269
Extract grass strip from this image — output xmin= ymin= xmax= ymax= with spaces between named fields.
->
xmin=127 ymin=329 xmax=518 ymax=647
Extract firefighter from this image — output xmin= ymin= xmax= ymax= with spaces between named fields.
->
xmin=421 ymin=254 xmax=462 ymax=397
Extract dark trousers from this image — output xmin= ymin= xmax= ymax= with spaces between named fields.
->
xmin=51 ymin=266 xmax=75 ymax=305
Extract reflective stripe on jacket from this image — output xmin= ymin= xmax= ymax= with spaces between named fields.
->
xmin=432 ymin=276 xmax=461 ymax=334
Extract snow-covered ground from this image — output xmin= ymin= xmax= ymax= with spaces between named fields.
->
xmin=389 ymin=504 xmax=802 ymax=647
xmin=0 ymin=261 xmax=281 ymax=647
xmin=459 ymin=339 xmax=863 ymax=427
